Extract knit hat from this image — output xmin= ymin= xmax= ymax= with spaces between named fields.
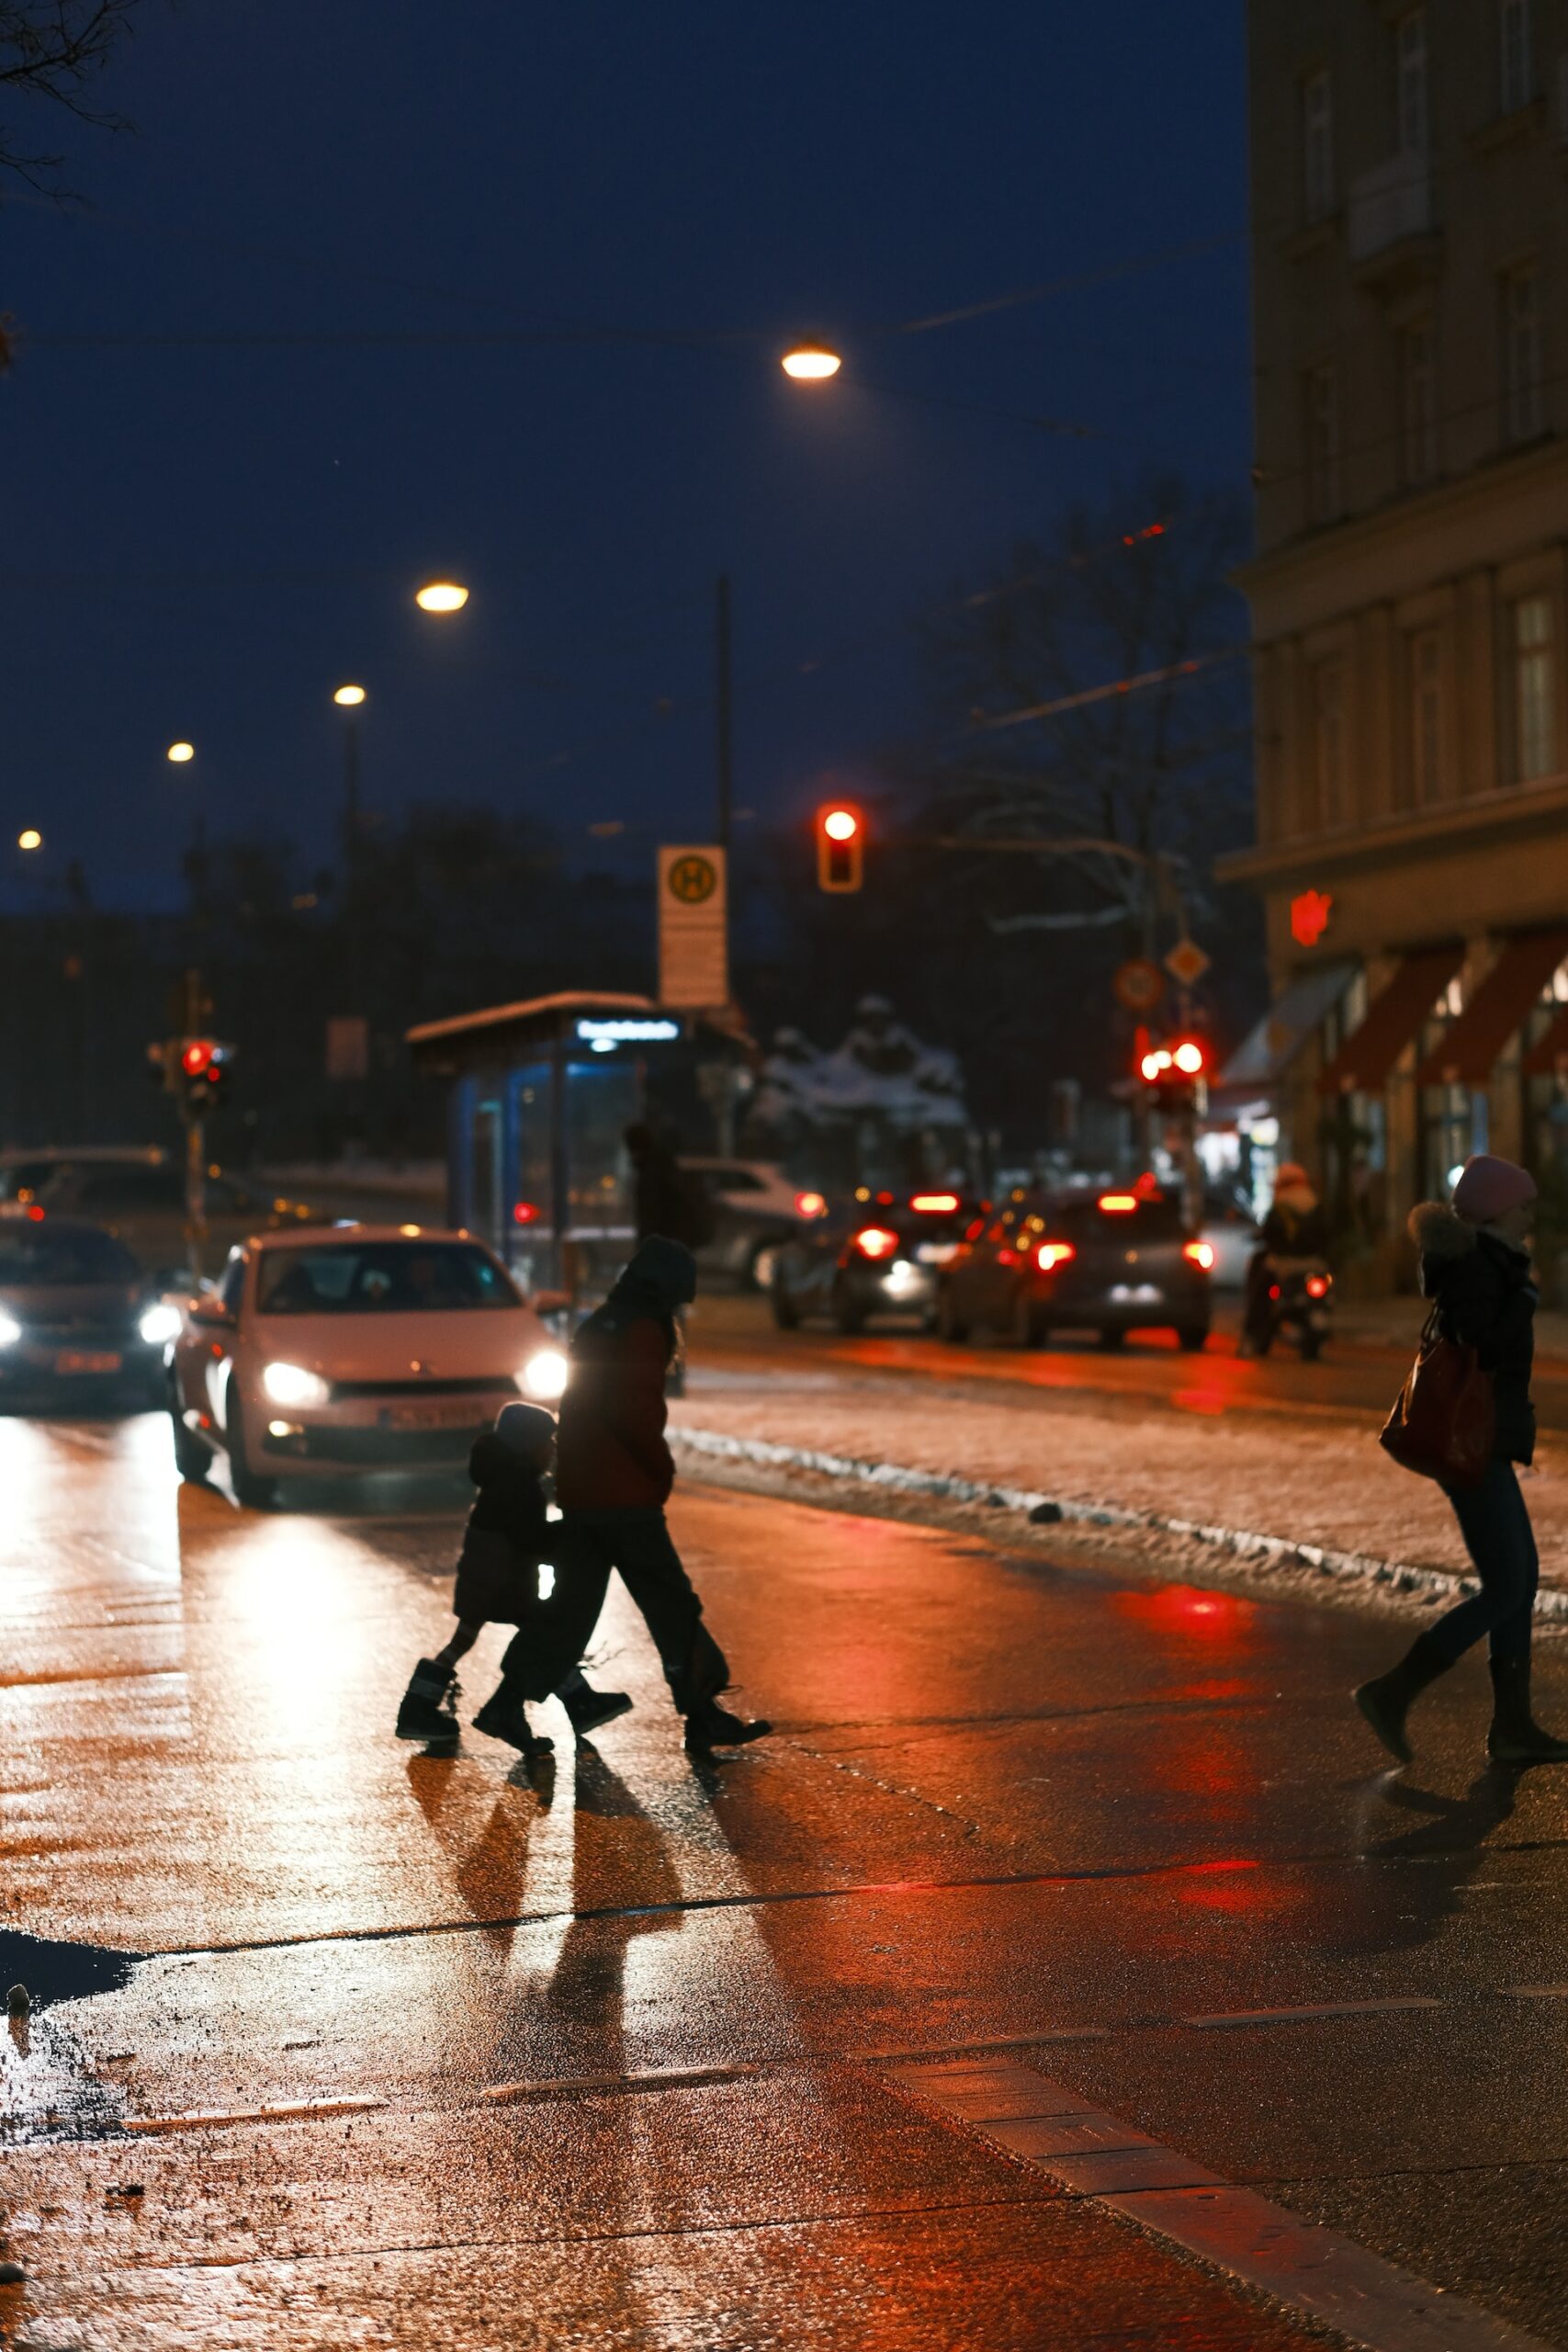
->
xmin=1450 ymin=1154 xmax=1537 ymax=1227
xmin=493 ymin=1401 xmax=556 ymax=1461
xmin=624 ymin=1235 xmax=699 ymax=1308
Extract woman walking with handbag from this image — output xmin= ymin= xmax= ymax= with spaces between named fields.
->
xmin=1356 ymin=1154 xmax=1568 ymax=1766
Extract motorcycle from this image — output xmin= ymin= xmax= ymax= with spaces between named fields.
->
xmin=1255 ymin=1255 xmax=1333 ymax=1361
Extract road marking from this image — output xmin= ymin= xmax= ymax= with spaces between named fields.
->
xmin=886 ymin=2055 xmax=1558 ymax=2352
xmin=482 ymin=2062 xmax=767 ymax=2105
xmin=123 ymin=2097 xmax=385 ymax=2134
xmin=1185 ymin=1997 xmax=1447 ymax=2030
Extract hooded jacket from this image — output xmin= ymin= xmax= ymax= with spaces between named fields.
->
xmin=555 ymin=1238 xmax=698 ymax=1513
xmin=1409 ymin=1201 xmax=1537 ymax=1464
xmin=1262 ymin=1182 xmax=1329 ymax=1258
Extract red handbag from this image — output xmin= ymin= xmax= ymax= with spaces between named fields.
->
xmin=1379 ymin=1306 xmax=1496 ymax=1488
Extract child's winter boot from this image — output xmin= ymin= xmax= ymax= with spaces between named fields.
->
xmin=396 ymin=1658 xmax=462 ymax=1743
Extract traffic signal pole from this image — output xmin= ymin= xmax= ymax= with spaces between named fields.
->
xmin=184 ymin=1107 xmax=208 ymax=1283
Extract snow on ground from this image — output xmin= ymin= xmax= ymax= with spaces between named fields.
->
xmin=671 ymin=1362 xmax=1568 ymax=1590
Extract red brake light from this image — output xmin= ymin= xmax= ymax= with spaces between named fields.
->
xmin=1098 ymin=1193 xmax=1137 ymax=1215
xmin=513 ymin=1201 xmax=539 ymax=1225
xmin=1269 ymin=1283 xmax=1281 ymax=1300
xmin=853 ymin=1226 xmax=900 ymax=1260
xmin=910 ymin=1193 xmax=960 ymax=1214
xmin=795 ymin=1190 xmax=827 ymax=1219
xmin=26 ymin=1204 xmax=44 ymax=1222
xmin=1305 ymin=1272 xmax=1330 ymax=1298
xmin=1036 ymin=1240 xmax=1077 ymax=1272
xmin=1182 ymin=1240 xmax=1215 ymax=1271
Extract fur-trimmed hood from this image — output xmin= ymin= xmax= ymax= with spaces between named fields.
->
xmin=1407 ymin=1201 xmax=1476 ymax=1261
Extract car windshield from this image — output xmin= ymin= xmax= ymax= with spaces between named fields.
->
xmin=256 ymin=1241 xmax=518 ymax=1315
xmin=0 ymin=1227 xmax=139 ymax=1285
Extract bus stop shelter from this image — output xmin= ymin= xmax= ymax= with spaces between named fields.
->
xmin=406 ymin=990 xmax=747 ymax=1296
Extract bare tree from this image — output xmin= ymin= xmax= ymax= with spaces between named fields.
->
xmin=0 ymin=0 xmax=139 ymax=191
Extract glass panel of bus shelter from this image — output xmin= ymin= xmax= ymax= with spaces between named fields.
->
xmin=469 ymin=1093 xmax=503 ymax=1250
xmin=567 ymin=1057 xmax=639 ymax=1288
xmin=507 ymin=1064 xmax=552 ymax=1289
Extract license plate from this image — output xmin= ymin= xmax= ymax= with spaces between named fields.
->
xmin=55 ymin=1350 xmax=121 ymax=1375
xmin=379 ymin=1399 xmax=485 ymax=1431
xmin=1108 ymin=1283 xmax=1162 ymax=1305
xmin=915 ymin=1241 xmax=956 ymax=1265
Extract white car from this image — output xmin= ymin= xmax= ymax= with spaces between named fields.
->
xmin=682 ymin=1158 xmax=831 ymax=1290
xmin=170 ymin=1226 xmax=570 ymax=1508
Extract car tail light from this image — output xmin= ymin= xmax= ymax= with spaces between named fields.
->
xmin=909 ymin=1192 xmax=960 ymax=1214
xmin=1305 ymin=1272 xmax=1330 ymax=1298
xmin=795 ymin=1190 xmax=828 ymax=1219
xmin=853 ymin=1226 xmax=900 ymax=1260
xmin=1182 ymin=1240 xmax=1215 ymax=1271
xmin=1269 ymin=1283 xmax=1281 ymax=1301
xmin=1098 ymin=1193 xmax=1137 ymax=1214
xmin=513 ymin=1201 xmax=540 ymax=1225
xmin=1036 ymin=1240 xmax=1077 ymax=1272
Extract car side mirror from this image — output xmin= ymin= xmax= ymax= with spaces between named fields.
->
xmin=190 ymin=1294 xmax=235 ymax=1329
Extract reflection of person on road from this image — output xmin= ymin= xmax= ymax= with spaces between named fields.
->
xmin=394 ymin=1402 xmax=630 ymax=1762
xmin=547 ymin=1237 xmax=772 ymax=1756
xmin=1356 ymin=1155 xmax=1568 ymax=1766
xmin=1239 ymin=1161 xmax=1330 ymax=1356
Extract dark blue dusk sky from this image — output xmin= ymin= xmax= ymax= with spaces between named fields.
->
xmin=5 ymin=2 xmax=1251 ymax=907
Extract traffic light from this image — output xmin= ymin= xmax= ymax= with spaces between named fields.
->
xmin=178 ymin=1037 xmax=231 ymax=1109
xmin=1137 ymin=1035 xmax=1209 ymax=1102
xmin=816 ymin=802 xmax=863 ymax=893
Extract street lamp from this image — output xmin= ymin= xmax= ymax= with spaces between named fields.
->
xmin=414 ymin=579 xmax=468 ymax=614
xmin=166 ymin=741 xmax=195 ymax=763
xmin=781 ymin=341 xmax=842 ymax=381
xmin=17 ymin=830 xmax=41 ymax=851
xmin=333 ymin=683 xmax=367 ymax=707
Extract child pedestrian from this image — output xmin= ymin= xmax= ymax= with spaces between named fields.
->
xmin=394 ymin=1400 xmax=631 ymax=1760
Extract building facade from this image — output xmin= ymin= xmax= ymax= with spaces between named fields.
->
xmin=1224 ymin=0 xmax=1568 ymax=1281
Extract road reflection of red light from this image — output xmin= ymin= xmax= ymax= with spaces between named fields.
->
xmin=1112 ymin=1583 xmax=1258 ymax=1639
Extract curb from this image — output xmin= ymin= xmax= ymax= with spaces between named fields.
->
xmin=671 ymin=1424 xmax=1568 ymax=1623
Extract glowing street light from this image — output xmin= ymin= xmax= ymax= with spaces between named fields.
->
xmin=166 ymin=741 xmax=195 ymax=763
xmin=17 ymin=829 xmax=41 ymax=852
xmin=333 ymin=683 xmax=367 ymax=707
xmin=781 ymin=341 xmax=842 ymax=381
xmin=415 ymin=579 xmax=468 ymax=614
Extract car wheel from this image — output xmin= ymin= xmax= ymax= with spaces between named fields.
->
xmin=1010 ymin=1293 xmax=1045 ymax=1350
xmin=1300 ymin=1330 xmax=1324 ymax=1363
xmin=1177 ymin=1323 xmax=1210 ymax=1353
xmin=749 ymin=1241 xmax=782 ymax=1293
xmin=935 ymin=1288 xmax=970 ymax=1344
xmin=1097 ymin=1328 xmax=1126 ymax=1351
xmin=170 ymin=1405 xmax=212 ymax=1486
xmin=771 ymin=1281 xmax=800 ymax=1330
xmin=226 ymin=1392 xmax=278 ymax=1510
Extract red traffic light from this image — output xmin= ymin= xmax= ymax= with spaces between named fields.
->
xmin=1137 ymin=1035 xmax=1208 ymax=1086
xmin=1171 ymin=1037 xmax=1206 ymax=1077
xmin=181 ymin=1038 xmax=217 ymax=1078
xmin=817 ymin=802 xmax=863 ymax=892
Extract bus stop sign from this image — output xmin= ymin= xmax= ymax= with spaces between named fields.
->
xmin=659 ymin=844 xmax=728 ymax=1009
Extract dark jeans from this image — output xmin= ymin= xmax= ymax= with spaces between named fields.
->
xmin=1428 ymin=1460 xmax=1540 ymax=1668
xmin=500 ymin=1509 xmax=728 ymax=1712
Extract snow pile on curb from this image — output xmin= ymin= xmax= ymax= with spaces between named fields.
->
xmin=671 ymin=1424 xmax=1568 ymax=1623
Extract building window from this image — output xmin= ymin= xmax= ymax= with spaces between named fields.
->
xmin=1304 ymin=365 xmax=1342 ymax=521
xmin=1302 ymin=69 xmax=1335 ymax=222
xmin=1399 ymin=322 xmax=1438 ymax=484
xmin=1410 ymin=629 xmax=1445 ymax=804
xmin=1312 ymin=660 xmax=1348 ymax=829
xmin=1514 ymin=594 xmax=1557 ymax=781
xmin=1397 ymin=9 xmax=1428 ymax=154
xmin=1500 ymin=0 xmax=1533 ymax=112
xmin=1503 ymin=266 xmax=1543 ymax=443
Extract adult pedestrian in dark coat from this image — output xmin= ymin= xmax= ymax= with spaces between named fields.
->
xmin=624 ymin=1125 xmax=711 ymax=1250
xmin=538 ymin=1235 xmax=770 ymax=1754
xmin=1356 ymin=1154 xmax=1568 ymax=1765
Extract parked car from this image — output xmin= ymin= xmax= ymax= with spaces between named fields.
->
xmin=169 ymin=1226 xmax=569 ymax=1507
xmin=682 ymin=1158 xmax=830 ymax=1291
xmin=936 ymin=1184 xmax=1213 ymax=1351
xmin=0 ymin=1213 xmax=179 ymax=1412
xmin=0 ymin=1148 xmax=315 ymax=1279
xmin=772 ymin=1189 xmax=976 ymax=1333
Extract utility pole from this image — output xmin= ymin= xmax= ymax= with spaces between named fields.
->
xmin=715 ymin=572 xmax=733 ymax=850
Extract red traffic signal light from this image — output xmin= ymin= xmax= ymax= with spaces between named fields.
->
xmin=1137 ymin=1036 xmax=1208 ymax=1090
xmin=817 ymin=803 xmax=863 ymax=892
xmin=181 ymin=1038 xmax=217 ymax=1079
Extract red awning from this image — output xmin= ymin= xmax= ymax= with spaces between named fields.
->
xmin=1416 ymin=929 xmax=1568 ymax=1087
xmin=1317 ymin=944 xmax=1463 ymax=1096
xmin=1524 ymin=1003 xmax=1568 ymax=1077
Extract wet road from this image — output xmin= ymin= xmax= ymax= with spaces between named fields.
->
xmin=6 ymin=1411 xmax=1568 ymax=2346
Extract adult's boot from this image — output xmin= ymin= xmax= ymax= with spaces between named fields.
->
xmin=1487 ymin=1659 xmax=1568 ymax=1764
xmin=559 ymin=1675 xmax=633 ymax=1739
xmin=684 ymin=1700 xmax=772 ymax=1756
xmin=1353 ymin=1633 xmax=1448 ymax=1764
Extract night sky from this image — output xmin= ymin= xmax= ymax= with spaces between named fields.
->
xmin=6 ymin=3 xmax=1251 ymax=911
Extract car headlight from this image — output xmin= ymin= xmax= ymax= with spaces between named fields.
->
xmin=518 ymin=1348 xmax=569 ymax=1401
xmin=0 ymin=1312 xmax=20 ymax=1349
xmin=139 ymin=1303 xmax=183 ymax=1347
xmin=262 ymin=1360 xmax=331 ymax=1408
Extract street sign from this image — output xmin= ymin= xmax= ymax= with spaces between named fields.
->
xmin=658 ymin=843 xmax=728 ymax=1009
xmin=1112 ymin=957 xmax=1165 ymax=1014
xmin=1164 ymin=936 xmax=1211 ymax=989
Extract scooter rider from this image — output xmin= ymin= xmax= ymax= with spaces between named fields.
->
xmin=1240 ymin=1162 xmax=1330 ymax=1357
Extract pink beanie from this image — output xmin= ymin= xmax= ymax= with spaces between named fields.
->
xmin=1451 ymin=1154 xmax=1537 ymax=1225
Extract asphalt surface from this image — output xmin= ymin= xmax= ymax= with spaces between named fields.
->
xmin=6 ymin=1405 xmax=1568 ymax=2346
